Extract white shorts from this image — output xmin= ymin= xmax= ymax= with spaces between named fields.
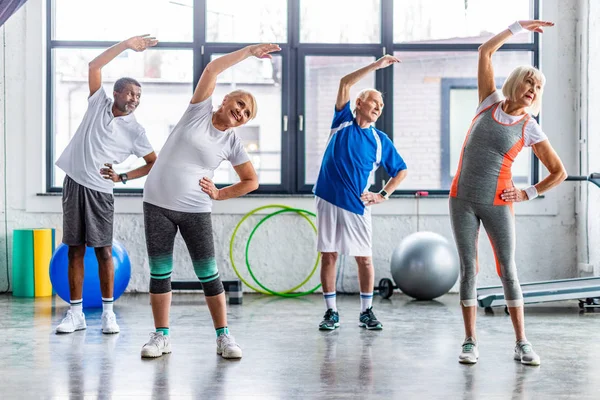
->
xmin=315 ymin=197 xmax=372 ymax=257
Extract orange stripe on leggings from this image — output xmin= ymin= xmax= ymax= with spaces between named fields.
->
xmin=487 ymin=232 xmax=502 ymax=277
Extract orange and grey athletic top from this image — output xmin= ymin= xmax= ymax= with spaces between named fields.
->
xmin=450 ymin=103 xmax=530 ymax=205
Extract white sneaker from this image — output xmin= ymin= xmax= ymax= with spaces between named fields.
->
xmin=101 ymin=311 xmax=120 ymax=334
xmin=216 ymin=334 xmax=243 ymax=359
xmin=458 ymin=337 xmax=479 ymax=364
xmin=56 ymin=310 xmax=87 ymax=334
xmin=514 ymin=340 xmax=541 ymax=366
xmin=141 ymin=332 xmax=172 ymax=358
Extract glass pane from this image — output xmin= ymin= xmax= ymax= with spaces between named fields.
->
xmin=448 ymin=88 xmax=531 ymax=188
xmin=207 ymin=0 xmax=287 ymax=43
xmin=394 ymin=0 xmax=534 ymax=44
xmin=300 ymin=0 xmax=381 ymax=44
xmin=392 ymin=51 xmax=534 ymax=190
xmin=304 ymin=56 xmax=376 ymax=185
xmin=210 ymin=54 xmax=283 ymax=185
xmin=53 ymin=0 xmax=192 ymax=42
xmin=53 ymin=48 xmax=193 ymax=189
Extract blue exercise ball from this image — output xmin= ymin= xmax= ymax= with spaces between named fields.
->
xmin=49 ymin=241 xmax=131 ymax=308
xmin=391 ymin=231 xmax=459 ymax=300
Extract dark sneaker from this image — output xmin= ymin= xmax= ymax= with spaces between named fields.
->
xmin=359 ymin=307 xmax=382 ymax=330
xmin=319 ymin=309 xmax=340 ymax=330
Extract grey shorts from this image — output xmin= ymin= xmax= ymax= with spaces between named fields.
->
xmin=62 ymin=175 xmax=114 ymax=248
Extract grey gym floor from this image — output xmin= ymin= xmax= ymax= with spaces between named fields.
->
xmin=1 ymin=293 xmax=599 ymax=399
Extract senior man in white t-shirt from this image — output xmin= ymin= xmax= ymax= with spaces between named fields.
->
xmin=55 ymin=35 xmax=158 ymax=335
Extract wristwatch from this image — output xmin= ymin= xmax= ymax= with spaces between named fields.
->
xmin=379 ymin=189 xmax=390 ymax=200
xmin=119 ymin=173 xmax=128 ymax=184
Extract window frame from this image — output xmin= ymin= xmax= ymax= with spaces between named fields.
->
xmin=46 ymin=0 xmax=540 ymax=196
xmin=440 ymin=77 xmax=533 ymax=189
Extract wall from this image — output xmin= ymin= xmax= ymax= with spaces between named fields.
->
xmin=0 ymin=0 xmax=581 ymax=295
xmin=586 ymin=0 xmax=600 ymax=274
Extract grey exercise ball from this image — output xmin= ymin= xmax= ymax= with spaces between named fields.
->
xmin=390 ymin=231 xmax=459 ymax=300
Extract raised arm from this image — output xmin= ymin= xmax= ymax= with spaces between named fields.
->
xmin=477 ymin=20 xmax=553 ymax=103
xmin=191 ymin=44 xmax=281 ymax=104
xmin=335 ymin=55 xmax=400 ymax=111
xmin=88 ymin=35 xmax=158 ymax=97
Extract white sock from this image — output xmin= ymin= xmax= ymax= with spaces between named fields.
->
xmin=360 ymin=292 xmax=373 ymax=312
xmin=102 ymin=297 xmax=114 ymax=313
xmin=323 ymin=292 xmax=337 ymax=311
xmin=70 ymin=299 xmax=83 ymax=314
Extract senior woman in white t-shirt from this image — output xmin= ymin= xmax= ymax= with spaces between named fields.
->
xmin=140 ymin=43 xmax=280 ymax=359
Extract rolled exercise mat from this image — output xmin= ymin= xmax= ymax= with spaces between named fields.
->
xmin=33 ymin=229 xmax=54 ymax=297
xmin=12 ymin=229 xmax=35 ymax=297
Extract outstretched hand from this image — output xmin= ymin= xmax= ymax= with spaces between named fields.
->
xmin=374 ymin=55 xmax=401 ymax=70
xmin=126 ymin=34 xmax=159 ymax=52
xmin=200 ymin=177 xmax=221 ymax=200
xmin=519 ymin=20 xmax=554 ymax=33
xmin=248 ymin=43 xmax=281 ymax=59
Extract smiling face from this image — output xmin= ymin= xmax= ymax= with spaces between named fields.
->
xmin=355 ymin=90 xmax=384 ymax=125
xmin=113 ymin=84 xmax=141 ymax=115
xmin=215 ymin=91 xmax=257 ymax=129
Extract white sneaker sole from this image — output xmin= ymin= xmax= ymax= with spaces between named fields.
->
xmin=218 ymin=348 xmax=242 ymax=359
xmin=141 ymin=345 xmax=172 ymax=359
xmin=459 ymin=357 xmax=478 ymax=364
xmin=514 ymin=355 xmax=541 ymax=366
xmin=56 ymin=325 xmax=87 ymax=334
xmin=102 ymin=328 xmax=120 ymax=334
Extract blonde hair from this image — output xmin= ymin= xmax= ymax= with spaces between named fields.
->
xmin=353 ymin=88 xmax=383 ymax=114
xmin=501 ymin=65 xmax=546 ymax=116
xmin=227 ymin=90 xmax=258 ymax=120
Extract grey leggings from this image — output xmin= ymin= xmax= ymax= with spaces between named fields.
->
xmin=143 ymin=202 xmax=224 ymax=296
xmin=449 ymin=197 xmax=523 ymax=307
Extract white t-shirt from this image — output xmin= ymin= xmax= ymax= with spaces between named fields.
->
xmin=55 ymin=87 xmax=154 ymax=193
xmin=476 ymin=90 xmax=548 ymax=147
xmin=143 ymin=97 xmax=251 ymax=213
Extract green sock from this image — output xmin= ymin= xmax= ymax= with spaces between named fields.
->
xmin=156 ymin=327 xmax=169 ymax=336
xmin=216 ymin=326 xmax=229 ymax=337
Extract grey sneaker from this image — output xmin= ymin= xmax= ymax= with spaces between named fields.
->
xmin=458 ymin=337 xmax=479 ymax=364
xmin=319 ymin=309 xmax=340 ymax=330
xmin=359 ymin=307 xmax=383 ymax=330
xmin=514 ymin=340 xmax=541 ymax=366
xmin=141 ymin=332 xmax=172 ymax=358
xmin=217 ymin=334 xmax=242 ymax=359
xmin=56 ymin=310 xmax=87 ymax=334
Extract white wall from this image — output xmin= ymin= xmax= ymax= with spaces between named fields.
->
xmin=586 ymin=0 xmax=600 ymax=275
xmin=0 ymin=0 xmax=582 ymax=295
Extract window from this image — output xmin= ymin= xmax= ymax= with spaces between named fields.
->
xmin=392 ymin=51 xmax=533 ymax=190
xmin=444 ymin=83 xmax=531 ymax=188
xmin=300 ymin=0 xmax=381 ymax=44
xmin=51 ymin=48 xmax=193 ymax=189
xmin=207 ymin=0 xmax=287 ymax=43
xmin=47 ymin=0 xmax=540 ymax=195
xmin=393 ymin=0 xmax=533 ymax=44
xmin=303 ymin=56 xmax=376 ymax=185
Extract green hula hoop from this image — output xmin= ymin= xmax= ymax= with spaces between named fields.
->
xmin=245 ymin=208 xmax=322 ymax=297
xmin=229 ymin=204 xmax=320 ymax=295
